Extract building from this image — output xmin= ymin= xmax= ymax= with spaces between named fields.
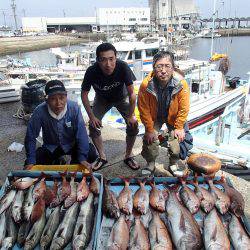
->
xmin=21 ymin=7 xmax=150 ymax=33
xmin=97 ymin=7 xmax=150 ymax=32
xmin=149 ymin=0 xmax=199 ymax=30
xmin=22 ymin=17 xmax=96 ymax=33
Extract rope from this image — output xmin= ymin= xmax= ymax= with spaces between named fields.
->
xmin=13 ymin=106 xmax=30 ymax=120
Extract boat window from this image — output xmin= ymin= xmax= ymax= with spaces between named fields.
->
xmin=146 ymin=48 xmax=159 ymax=57
xmin=117 ymin=51 xmax=128 ymax=60
xmin=135 ymin=50 xmax=141 ymax=60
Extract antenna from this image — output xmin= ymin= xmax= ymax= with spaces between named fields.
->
xmin=11 ymin=0 xmax=18 ymax=31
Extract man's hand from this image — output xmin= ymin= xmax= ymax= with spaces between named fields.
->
xmin=144 ymin=131 xmax=158 ymax=145
xmin=127 ymin=115 xmax=138 ymax=128
xmin=24 ymin=164 xmax=34 ymax=170
xmin=174 ymin=129 xmax=185 ymax=142
xmin=80 ymin=160 xmax=93 ymax=172
xmin=89 ymin=116 xmax=102 ymax=130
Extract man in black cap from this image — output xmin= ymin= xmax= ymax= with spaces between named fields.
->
xmin=24 ymin=80 xmax=97 ymax=170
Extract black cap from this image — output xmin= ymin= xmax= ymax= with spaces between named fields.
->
xmin=45 ymin=80 xmax=67 ymax=97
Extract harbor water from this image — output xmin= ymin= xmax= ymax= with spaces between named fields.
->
xmin=1 ymin=36 xmax=250 ymax=80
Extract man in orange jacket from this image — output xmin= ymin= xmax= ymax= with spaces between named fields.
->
xmin=138 ymin=51 xmax=193 ymax=176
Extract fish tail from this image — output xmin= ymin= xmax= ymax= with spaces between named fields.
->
xmin=119 ymin=177 xmax=131 ymax=186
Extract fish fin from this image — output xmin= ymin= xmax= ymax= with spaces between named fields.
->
xmin=179 ymin=212 xmax=186 ymax=232
xmin=162 ymin=189 xmax=169 ymax=199
xmin=211 ymin=226 xmax=217 ymax=241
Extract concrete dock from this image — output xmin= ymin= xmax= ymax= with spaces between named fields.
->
xmin=0 ymin=35 xmax=85 ymax=56
xmin=0 ymin=100 xmax=249 ymax=220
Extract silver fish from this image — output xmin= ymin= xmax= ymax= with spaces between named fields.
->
xmin=11 ymin=190 xmax=25 ymax=223
xmin=24 ymin=212 xmax=46 ymax=250
xmin=0 ymin=237 xmax=12 ymax=250
xmin=204 ymin=209 xmax=230 ymax=250
xmin=40 ymin=206 xmax=61 ymax=250
xmin=72 ymin=193 xmax=94 ymax=249
xmin=5 ymin=208 xmax=18 ymax=248
xmin=50 ymin=202 xmax=79 ymax=250
xmin=179 ymin=179 xmax=200 ymax=214
xmin=165 ymin=188 xmax=203 ymax=250
xmin=0 ymin=212 xmax=6 ymax=246
xmin=17 ymin=221 xmax=31 ymax=247
xmin=0 ymin=190 xmax=16 ymax=215
xmin=22 ymin=186 xmax=34 ymax=221
xmin=229 ymin=214 xmax=250 ymax=250
xmin=148 ymin=211 xmax=173 ymax=250
xmin=208 ymin=179 xmax=230 ymax=215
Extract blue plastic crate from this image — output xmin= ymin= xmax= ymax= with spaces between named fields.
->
xmin=0 ymin=170 xmax=103 ymax=250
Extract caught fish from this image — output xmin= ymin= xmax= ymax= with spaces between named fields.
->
xmin=24 ymin=212 xmax=46 ymax=250
xmin=207 ymin=178 xmax=230 ymax=215
xmin=165 ymin=187 xmax=203 ymax=250
xmin=0 ymin=237 xmax=12 ymax=250
xmin=0 ymin=190 xmax=16 ymax=215
xmin=12 ymin=177 xmax=38 ymax=190
xmin=22 ymin=186 xmax=35 ymax=221
xmin=117 ymin=178 xmax=133 ymax=215
xmin=33 ymin=175 xmax=47 ymax=201
xmin=102 ymin=179 xmax=120 ymax=219
xmin=64 ymin=173 xmax=78 ymax=208
xmin=72 ymin=193 xmax=94 ymax=249
xmin=11 ymin=190 xmax=25 ymax=223
xmin=149 ymin=210 xmax=173 ymax=250
xmin=133 ymin=179 xmax=149 ymax=215
xmin=17 ymin=221 xmax=31 ymax=247
xmin=193 ymin=176 xmax=215 ymax=213
xmin=30 ymin=197 xmax=45 ymax=223
xmin=44 ymin=180 xmax=58 ymax=207
xmin=229 ymin=214 xmax=250 ymax=250
xmin=60 ymin=172 xmax=71 ymax=201
xmin=204 ymin=209 xmax=230 ymax=250
xmin=179 ymin=178 xmax=200 ymax=214
xmin=216 ymin=176 xmax=245 ymax=217
xmin=89 ymin=174 xmax=100 ymax=195
xmin=149 ymin=181 xmax=166 ymax=212
xmin=0 ymin=212 xmax=6 ymax=246
xmin=5 ymin=208 xmax=18 ymax=248
xmin=107 ymin=214 xmax=129 ymax=250
xmin=77 ymin=175 xmax=90 ymax=202
xmin=40 ymin=206 xmax=61 ymax=250
xmin=50 ymin=202 xmax=79 ymax=250
xmin=129 ymin=214 xmax=150 ymax=250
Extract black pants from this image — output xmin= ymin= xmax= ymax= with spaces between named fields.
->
xmin=31 ymin=143 xmax=98 ymax=165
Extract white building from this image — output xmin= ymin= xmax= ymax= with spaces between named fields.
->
xmin=21 ymin=7 xmax=150 ymax=33
xmin=97 ymin=7 xmax=150 ymax=32
xmin=149 ymin=0 xmax=199 ymax=30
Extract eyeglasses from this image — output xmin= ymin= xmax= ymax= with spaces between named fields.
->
xmin=154 ymin=64 xmax=173 ymax=71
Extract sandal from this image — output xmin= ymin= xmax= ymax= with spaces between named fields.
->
xmin=124 ymin=157 xmax=140 ymax=170
xmin=93 ymin=157 xmax=108 ymax=171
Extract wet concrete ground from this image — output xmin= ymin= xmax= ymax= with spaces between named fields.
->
xmin=0 ymin=100 xmax=249 ymax=220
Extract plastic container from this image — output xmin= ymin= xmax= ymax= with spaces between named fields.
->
xmin=0 ymin=170 xmax=103 ymax=250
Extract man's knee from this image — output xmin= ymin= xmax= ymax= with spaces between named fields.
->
xmin=126 ymin=124 xmax=139 ymax=137
xmin=89 ymin=124 xmax=101 ymax=138
xmin=168 ymin=138 xmax=180 ymax=157
xmin=141 ymin=139 xmax=160 ymax=163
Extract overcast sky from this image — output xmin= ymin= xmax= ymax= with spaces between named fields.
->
xmin=0 ymin=0 xmax=249 ymax=27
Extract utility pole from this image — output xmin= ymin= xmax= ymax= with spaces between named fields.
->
xmin=11 ymin=0 xmax=18 ymax=31
xmin=22 ymin=9 xmax=26 ymax=17
xmin=2 ymin=11 xmax=7 ymax=27
xmin=63 ymin=9 xmax=66 ymax=17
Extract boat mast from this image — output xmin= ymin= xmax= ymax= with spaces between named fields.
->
xmin=210 ymin=0 xmax=217 ymax=57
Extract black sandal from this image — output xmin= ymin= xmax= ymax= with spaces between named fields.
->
xmin=124 ymin=157 xmax=140 ymax=170
xmin=93 ymin=157 xmax=108 ymax=171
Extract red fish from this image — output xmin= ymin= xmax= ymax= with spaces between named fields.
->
xmin=30 ymin=197 xmax=45 ymax=223
xmin=77 ymin=176 xmax=89 ymax=202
